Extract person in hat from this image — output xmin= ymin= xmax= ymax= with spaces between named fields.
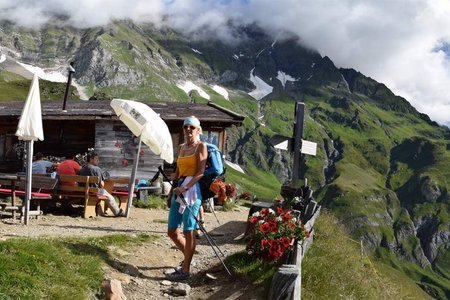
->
xmin=166 ymin=116 xmax=207 ymax=281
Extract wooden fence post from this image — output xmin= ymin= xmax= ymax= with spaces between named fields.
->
xmin=268 ymin=264 xmax=299 ymax=300
xmin=268 ymin=206 xmax=321 ymax=300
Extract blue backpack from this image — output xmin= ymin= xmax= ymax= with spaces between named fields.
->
xmin=200 ymin=143 xmax=225 ymax=200
xmin=204 ymin=143 xmax=224 ymax=177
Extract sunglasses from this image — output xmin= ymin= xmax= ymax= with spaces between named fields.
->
xmin=183 ymin=125 xmax=197 ymax=130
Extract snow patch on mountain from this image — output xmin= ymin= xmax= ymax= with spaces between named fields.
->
xmin=18 ymin=62 xmax=67 ymax=83
xmin=276 ymin=71 xmax=296 ymax=88
xmin=177 ymin=81 xmax=210 ymax=100
xmin=340 ymin=74 xmax=351 ymax=93
xmin=0 ymin=54 xmax=5 ymax=64
xmin=225 ymin=160 xmax=245 ymax=174
xmin=211 ymin=85 xmax=229 ymax=100
xmin=191 ymin=48 xmax=202 ymax=54
xmin=256 ymin=48 xmax=265 ymax=58
xmin=14 ymin=61 xmax=88 ymax=99
xmin=248 ymin=68 xmax=273 ymax=100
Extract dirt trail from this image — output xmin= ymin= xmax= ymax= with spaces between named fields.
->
xmin=0 ymin=205 xmax=265 ymax=299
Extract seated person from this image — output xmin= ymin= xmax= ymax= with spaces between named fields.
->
xmin=78 ymin=152 xmax=125 ymax=217
xmin=57 ymin=156 xmax=81 ymax=186
xmin=32 ymin=152 xmax=58 ymax=174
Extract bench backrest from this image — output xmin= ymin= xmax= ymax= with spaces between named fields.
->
xmin=57 ymin=175 xmax=102 ymax=194
xmin=0 ymin=175 xmax=58 ymax=192
xmin=107 ymin=178 xmax=138 ymax=193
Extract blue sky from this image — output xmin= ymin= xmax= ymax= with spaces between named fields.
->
xmin=0 ymin=0 xmax=449 ymax=126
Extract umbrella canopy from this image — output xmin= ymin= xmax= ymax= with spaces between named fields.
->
xmin=15 ymin=73 xmax=44 ymax=225
xmin=15 ymin=73 xmax=44 ymax=141
xmin=111 ymin=99 xmax=174 ymax=217
xmin=110 ymin=99 xmax=173 ymax=163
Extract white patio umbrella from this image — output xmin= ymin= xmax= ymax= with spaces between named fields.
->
xmin=15 ymin=73 xmax=44 ymax=225
xmin=110 ymin=99 xmax=173 ymax=217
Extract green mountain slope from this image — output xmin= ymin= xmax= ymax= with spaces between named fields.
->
xmin=1 ymin=20 xmax=449 ymax=298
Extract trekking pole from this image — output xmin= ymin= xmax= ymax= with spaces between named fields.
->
xmin=158 ymin=167 xmax=232 ymax=277
xmin=207 ymin=198 xmax=221 ymax=225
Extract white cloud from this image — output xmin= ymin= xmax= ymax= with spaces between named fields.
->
xmin=1 ymin=0 xmax=449 ymax=126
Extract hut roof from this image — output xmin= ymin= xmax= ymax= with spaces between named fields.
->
xmin=0 ymin=100 xmax=244 ymax=125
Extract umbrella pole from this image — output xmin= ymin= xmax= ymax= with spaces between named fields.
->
xmin=24 ymin=140 xmax=34 ymax=225
xmin=126 ymin=136 xmax=142 ymax=218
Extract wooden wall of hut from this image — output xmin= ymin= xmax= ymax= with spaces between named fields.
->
xmin=95 ymin=121 xmax=166 ymax=180
xmin=0 ymin=119 xmax=22 ymax=172
xmin=34 ymin=120 xmax=96 ymax=158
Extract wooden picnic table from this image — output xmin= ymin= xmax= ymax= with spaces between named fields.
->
xmin=0 ymin=173 xmax=22 ymax=218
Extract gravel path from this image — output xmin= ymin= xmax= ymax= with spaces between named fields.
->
xmin=0 ymin=205 xmax=265 ymax=299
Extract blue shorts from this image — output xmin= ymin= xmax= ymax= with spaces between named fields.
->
xmin=168 ymin=183 xmax=202 ymax=231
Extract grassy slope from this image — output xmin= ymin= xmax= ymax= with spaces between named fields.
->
xmin=302 ymin=210 xmax=431 ymax=299
xmin=0 ymin=70 xmax=77 ymax=101
xmin=0 ymin=235 xmax=154 ymax=299
xmin=304 ymin=88 xmax=450 ymax=297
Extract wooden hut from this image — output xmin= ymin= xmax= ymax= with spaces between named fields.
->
xmin=0 ymin=100 xmax=244 ymax=179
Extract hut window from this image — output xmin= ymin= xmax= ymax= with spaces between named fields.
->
xmin=200 ymin=130 xmax=219 ymax=147
xmin=0 ymin=134 xmax=20 ymax=161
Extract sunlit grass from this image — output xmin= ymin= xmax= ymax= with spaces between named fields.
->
xmin=302 ymin=210 xmax=430 ymax=299
xmin=0 ymin=234 xmax=156 ymax=299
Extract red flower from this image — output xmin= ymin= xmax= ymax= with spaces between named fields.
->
xmin=122 ymin=159 xmax=128 ymax=166
xmin=260 ymin=222 xmax=271 ymax=233
xmin=250 ymin=216 xmax=259 ymax=224
xmin=281 ymin=237 xmax=292 ymax=248
xmin=140 ymin=149 xmax=144 ymax=155
xmin=268 ymin=249 xmax=279 ymax=259
xmin=283 ymin=212 xmax=293 ymax=221
xmin=261 ymin=239 xmax=269 ymax=249
xmin=276 ymin=206 xmax=284 ymax=214
xmin=269 ymin=221 xmax=278 ymax=233
xmin=114 ymin=141 xmax=121 ymax=148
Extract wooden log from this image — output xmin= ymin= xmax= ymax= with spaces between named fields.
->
xmin=291 ymin=206 xmax=321 ymax=300
xmin=268 ymin=264 xmax=299 ymax=300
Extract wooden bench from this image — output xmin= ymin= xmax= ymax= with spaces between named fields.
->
xmin=0 ymin=175 xmax=137 ymax=219
xmin=0 ymin=175 xmax=58 ymax=220
xmin=54 ymin=175 xmax=108 ymax=218
xmin=104 ymin=178 xmax=138 ymax=211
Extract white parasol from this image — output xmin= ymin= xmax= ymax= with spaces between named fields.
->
xmin=110 ymin=99 xmax=173 ymax=217
xmin=15 ymin=73 xmax=44 ymax=225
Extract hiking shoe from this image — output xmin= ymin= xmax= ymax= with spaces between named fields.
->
xmin=116 ymin=209 xmax=126 ymax=217
xmin=165 ymin=268 xmax=190 ymax=281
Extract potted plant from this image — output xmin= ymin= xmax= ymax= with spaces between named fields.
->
xmin=245 ymin=207 xmax=309 ymax=264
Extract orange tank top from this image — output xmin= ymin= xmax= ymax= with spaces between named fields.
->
xmin=177 ymin=145 xmax=199 ymax=177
